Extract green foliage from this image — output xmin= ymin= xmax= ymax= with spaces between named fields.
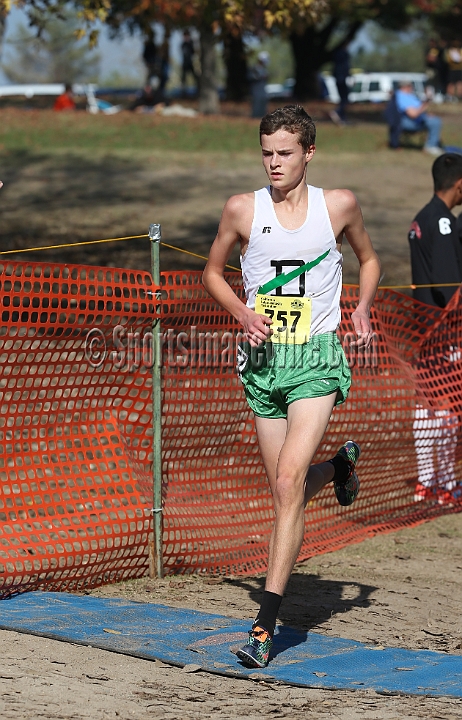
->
xmin=100 ymin=69 xmax=144 ymax=88
xmin=351 ymin=22 xmax=427 ymax=73
xmin=2 ymin=11 xmax=100 ymax=83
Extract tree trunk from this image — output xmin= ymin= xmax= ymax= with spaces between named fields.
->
xmin=199 ymin=26 xmax=220 ymax=114
xmin=223 ymin=26 xmax=248 ymax=102
xmin=290 ymin=21 xmax=362 ymax=101
xmin=290 ymin=24 xmax=334 ymax=100
xmin=0 ymin=11 xmax=7 ymax=62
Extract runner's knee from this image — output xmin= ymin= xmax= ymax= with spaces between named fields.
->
xmin=273 ymin=471 xmax=306 ymax=508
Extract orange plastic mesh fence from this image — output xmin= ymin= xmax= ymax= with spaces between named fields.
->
xmin=0 ymin=261 xmax=158 ymax=596
xmin=0 ymin=263 xmax=461 ymax=596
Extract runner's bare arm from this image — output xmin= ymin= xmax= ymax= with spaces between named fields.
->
xmin=326 ymin=189 xmax=381 ymax=346
xmin=202 ymin=194 xmax=272 ymax=346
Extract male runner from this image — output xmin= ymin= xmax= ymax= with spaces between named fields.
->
xmin=202 ymin=105 xmax=381 ymax=668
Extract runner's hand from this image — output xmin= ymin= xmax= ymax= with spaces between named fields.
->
xmin=242 ymin=309 xmax=272 ymax=347
xmin=351 ymin=307 xmax=373 ymax=348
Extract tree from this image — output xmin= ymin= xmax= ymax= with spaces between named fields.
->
xmin=3 ymin=0 xmax=321 ymax=110
xmin=222 ymin=0 xmax=462 ymax=100
xmin=85 ymin=0 xmax=222 ymax=113
xmin=286 ymin=1 xmax=417 ymax=99
xmin=0 ymin=0 xmax=109 ymax=87
xmin=223 ymin=24 xmax=248 ymax=101
xmin=352 ymin=23 xmax=427 ymax=74
xmin=105 ymin=0 xmax=462 ymax=109
xmin=430 ymin=0 xmax=462 ymax=37
xmin=286 ymin=0 xmax=462 ymax=99
xmin=2 ymin=11 xmax=100 ymax=82
xmin=2 ymin=0 xmax=462 ymax=110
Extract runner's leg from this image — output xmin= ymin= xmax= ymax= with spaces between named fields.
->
xmin=256 ymin=393 xmax=337 ymax=597
xmin=254 ymin=402 xmax=337 ymax=506
xmin=237 ymin=393 xmax=355 ymax=667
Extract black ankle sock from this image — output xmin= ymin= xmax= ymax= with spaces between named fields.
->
xmin=255 ymin=591 xmax=282 ymax=637
xmin=329 ymin=454 xmax=349 ymax=483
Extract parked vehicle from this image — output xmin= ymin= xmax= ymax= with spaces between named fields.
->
xmin=265 ymin=78 xmax=295 ymax=99
xmin=264 ymin=72 xmax=428 ymax=105
xmin=346 ymin=72 xmax=428 ymax=103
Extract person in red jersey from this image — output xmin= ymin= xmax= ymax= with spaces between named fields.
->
xmin=53 ymin=84 xmax=76 ymax=112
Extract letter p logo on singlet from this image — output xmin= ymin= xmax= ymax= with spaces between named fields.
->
xmin=439 ymin=217 xmax=452 ymax=235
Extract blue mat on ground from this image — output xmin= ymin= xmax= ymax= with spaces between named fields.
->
xmin=0 ymin=592 xmax=461 ymax=697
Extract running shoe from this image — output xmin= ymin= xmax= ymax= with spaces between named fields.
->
xmin=333 ymin=440 xmax=361 ymax=507
xmin=414 ymin=482 xmax=437 ymax=503
xmin=236 ymin=623 xmax=273 ymax=668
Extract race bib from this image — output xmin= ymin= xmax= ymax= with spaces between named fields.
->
xmin=255 ymin=293 xmax=311 ymax=344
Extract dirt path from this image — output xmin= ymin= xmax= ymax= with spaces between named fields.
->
xmin=1 ymin=513 xmax=461 ymax=719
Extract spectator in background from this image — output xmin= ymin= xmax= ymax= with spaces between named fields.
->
xmin=408 ymin=153 xmax=462 ymax=505
xmin=425 ymin=38 xmax=446 ymax=100
xmin=181 ymin=30 xmax=198 ymax=94
xmin=143 ymin=29 xmax=158 ymax=85
xmin=130 ymin=78 xmax=165 ymax=113
xmin=444 ymin=39 xmax=462 ymax=101
xmin=53 ymin=84 xmax=76 ymax=111
xmin=249 ymin=51 xmax=269 ymax=119
xmin=395 ymin=81 xmax=443 ymax=156
xmin=158 ymin=39 xmax=170 ymax=94
xmin=317 ymin=73 xmax=329 ymax=101
xmin=330 ymin=41 xmax=350 ymax=125
xmin=437 ymin=39 xmax=449 ymax=99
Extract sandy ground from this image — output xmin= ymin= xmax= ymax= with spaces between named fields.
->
xmin=1 ymin=513 xmax=461 ymax=719
xmin=1 ymin=110 xmax=462 ymax=717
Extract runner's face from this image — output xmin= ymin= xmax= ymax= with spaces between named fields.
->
xmin=261 ymin=130 xmax=315 ymax=190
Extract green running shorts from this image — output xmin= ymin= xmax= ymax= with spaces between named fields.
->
xmin=237 ymin=331 xmax=351 ymax=419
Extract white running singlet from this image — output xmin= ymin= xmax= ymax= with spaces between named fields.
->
xmin=240 ymin=185 xmax=343 ymax=336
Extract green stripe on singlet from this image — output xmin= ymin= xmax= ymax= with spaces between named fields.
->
xmin=257 ymin=249 xmax=330 ymax=295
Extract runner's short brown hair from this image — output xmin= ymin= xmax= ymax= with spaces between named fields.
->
xmin=259 ymin=105 xmax=316 ymax=151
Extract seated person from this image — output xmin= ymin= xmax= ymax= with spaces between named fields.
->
xmin=53 ymin=83 xmax=76 ymax=111
xmin=395 ymin=81 xmax=443 ymax=156
xmin=130 ymin=79 xmax=165 ymax=113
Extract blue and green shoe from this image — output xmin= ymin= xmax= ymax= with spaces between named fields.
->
xmin=236 ymin=624 xmax=273 ymax=668
xmin=333 ymin=440 xmax=361 ymax=506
